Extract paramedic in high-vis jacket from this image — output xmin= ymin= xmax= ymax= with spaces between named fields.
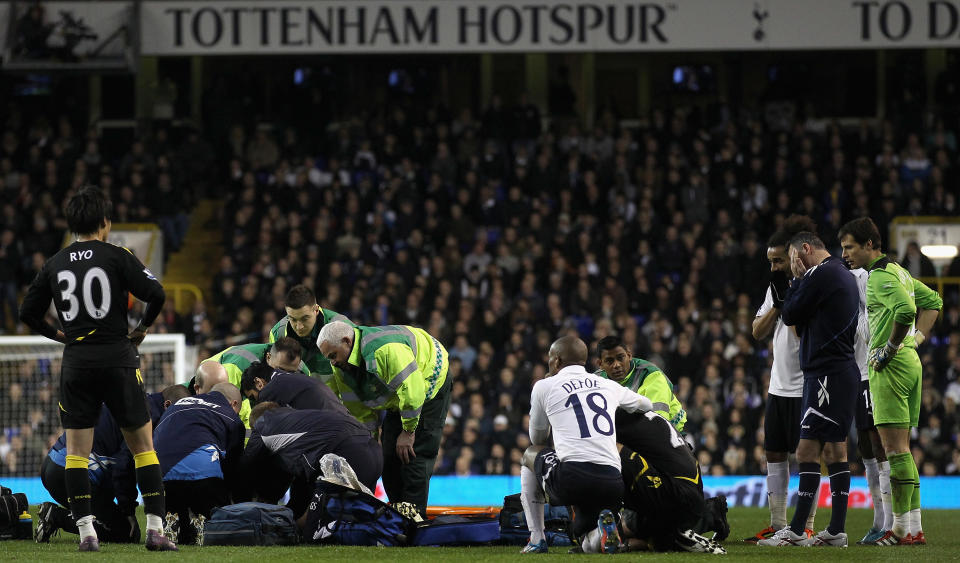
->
xmin=594 ymin=336 xmax=687 ymax=432
xmin=317 ymin=321 xmax=450 ymax=516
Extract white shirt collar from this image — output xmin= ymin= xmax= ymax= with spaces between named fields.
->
xmin=555 ymin=364 xmax=589 ymax=378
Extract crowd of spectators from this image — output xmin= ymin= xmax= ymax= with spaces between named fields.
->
xmin=0 ymin=95 xmax=208 ymax=474
xmin=1 ymin=83 xmax=960 ymax=482
xmin=199 ymin=97 xmax=960 ymax=478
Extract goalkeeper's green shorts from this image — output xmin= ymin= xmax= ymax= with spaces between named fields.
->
xmin=868 ymin=347 xmax=921 ymax=427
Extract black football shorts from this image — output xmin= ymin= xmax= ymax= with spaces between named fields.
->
xmin=59 ymin=365 xmax=150 ymax=429
xmin=763 ymin=394 xmax=802 ymax=453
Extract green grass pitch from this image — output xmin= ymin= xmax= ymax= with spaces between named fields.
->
xmin=5 ymin=507 xmax=959 ymax=561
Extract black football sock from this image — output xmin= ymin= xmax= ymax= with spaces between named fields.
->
xmin=827 ymin=462 xmax=850 ymax=535
xmin=789 ymin=462 xmax=820 ymax=536
xmin=65 ymin=455 xmax=93 ymax=523
xmin=134 ymin=451 xmax=166 ymax=519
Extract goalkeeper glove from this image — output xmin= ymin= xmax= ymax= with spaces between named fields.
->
xmin=869 ymin=340 xmax=901 ymax=371
xmin=770 ymin=270 xmax=789 ymax=309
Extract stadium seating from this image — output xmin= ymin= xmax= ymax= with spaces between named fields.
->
xmin=1 ymin=86 xmax=959 ymax=482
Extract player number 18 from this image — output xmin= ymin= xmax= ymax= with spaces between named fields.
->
xmin=565 ymin=392 xmax=615 ymax=438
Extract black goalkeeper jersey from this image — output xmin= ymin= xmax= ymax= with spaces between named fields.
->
xmin=19 ymin=240 xmax=165 ymax=368
xmin=616 ymin=410 xmax=699 ymax=482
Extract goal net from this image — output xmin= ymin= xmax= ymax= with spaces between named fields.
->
xmin=0 ymin=334 xmax=190 ymax=478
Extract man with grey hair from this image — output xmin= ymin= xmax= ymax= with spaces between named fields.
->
xmin=317 ymin=320 xmax=450 ymax=517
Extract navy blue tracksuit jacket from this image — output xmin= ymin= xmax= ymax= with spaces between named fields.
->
xmin=781 ymin=255 xmax=860 ymax=377
xmin=154 ymin=391 xmax=244 ymax=484
xmin=258 ymin=369 xmax=350 ymax=415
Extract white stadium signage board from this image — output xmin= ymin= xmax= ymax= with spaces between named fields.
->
xmin=890 ymin=221 xmax=960 ymax=269
xmin=107 ymin=227 xmax=164 ymax=282
xmin=138 ymin=0 xmax=960 ymax=55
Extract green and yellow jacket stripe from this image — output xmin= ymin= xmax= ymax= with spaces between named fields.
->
xmin=596 ymin=357 xmax=687 ymax=432
xmin=329 ymin=325 xmax=448 ymax=433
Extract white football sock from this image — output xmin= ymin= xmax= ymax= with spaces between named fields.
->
xmin=581 ymin=528 xmax=601 ymax=553
xmin=863 ymin=458 xmax=884 ymax=530
xmin=146 ymin=514 xmax=164 ymax=534
xmin=879 ymin=460 xmax=893 ymax=531
xmin=76 ymin=515 xmax=97 ymax=539
xmin=520 ymin=466 xmax=546 ymax=544
xmin=806 ymin=495 xmax=817 ymax=531
xmin=766 ymin=461 xmax=789 ymax=529
xmin=892 ymin=511 xmax=908 ymax=538
xmin=909 ymin=508 xmax=921 ymax=535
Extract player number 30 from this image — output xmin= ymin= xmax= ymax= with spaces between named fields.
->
xmin=565 ymin=392 xmax=615 ymax=438
xmin=57 ymin=268 xmax=112 ymax=321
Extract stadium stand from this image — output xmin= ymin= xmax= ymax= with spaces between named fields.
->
xmin=1 ymin=74 xmax=959 ymax=484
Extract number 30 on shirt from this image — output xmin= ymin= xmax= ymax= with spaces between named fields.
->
xmin=57 ymin=268 xmax=112 ymax=321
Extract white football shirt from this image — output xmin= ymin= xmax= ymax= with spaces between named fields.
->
xmin=756 ymin=287 xmax=803 ymax=397
xmin=528 ymin=364 xmax=649 ymax=470
xmin=851 ymin=267 xmax=870 ymax=381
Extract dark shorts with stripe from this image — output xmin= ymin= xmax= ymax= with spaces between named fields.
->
xmin=763 ymin=394 xmax=802 ymax=453
xmin=799 ymin=370 xmax=858 ymax=443
xmin=855 ymin=378 xmax=876 ymax=430
xmin=534 ymin=448 xmax=623 ymax=539
xmin=619 ymin=446 xmax=704 ymax=542
xmin=59 ymin=365 xmax=150 ymax=429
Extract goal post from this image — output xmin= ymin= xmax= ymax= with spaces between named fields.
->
xmin=0 ymin=333 xmax=190 ymax=385
xmin=0 ymin=333 xmax=191 ymax=479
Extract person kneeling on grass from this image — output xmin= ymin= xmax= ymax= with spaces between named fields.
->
xmin=520 ymin=336 xmax=651 ymax=555
xmin=240 ymin=401 xmax=382 ymax=523
xmin=36 ymin=406 xmax=140 ymax=544
xmin=147 ymin=385 xmax=192 ymax=430
xmin=238 ymin=361 xmax=363 ymax=503
xmin=614 ymin=410 xmax=727 ymax=554
xmin=153 ymin=383 xmax=245 ymax=544
xmin=37 ymin=386 xmax=188 ymax=544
